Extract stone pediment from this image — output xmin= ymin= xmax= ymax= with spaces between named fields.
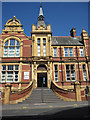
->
xmin=2 ymin=16 xmax=24 ymax=33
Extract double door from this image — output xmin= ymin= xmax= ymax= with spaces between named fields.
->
xmin=37 ymin=73 xmax=47 ymax=87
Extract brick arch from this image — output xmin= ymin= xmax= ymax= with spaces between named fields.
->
xmin=37 ymin=64 xmax=47 ymax=71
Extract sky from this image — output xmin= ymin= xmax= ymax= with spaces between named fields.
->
xmin=2 ymin=2 xmax=89 ymax=36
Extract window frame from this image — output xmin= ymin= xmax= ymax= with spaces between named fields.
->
xmin=80 ymin=47 xmax=84 ymax=57
xmin=1 ymin=65 xmax=19 ymax=83
xmin=43 ymin=38 xmax=46 ymax=56
xmin=82 ymin=64 xmax=87 ymax=81
xmin=64 ymin=47 xmax=73 ymax=57
xmin=54 ymin=65 xmax=58 ymax=82
xmin=53 ymin=48 xmax=57 ymax=57
xmin=3 ymin=39 xmax=20 ymax=57
xmin=66 ymin=64 xmax=76 ymax=81
xmin=37 ymin=38 xmax=41 ymax=56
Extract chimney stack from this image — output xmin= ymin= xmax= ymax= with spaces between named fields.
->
xmin=70 ymin=28 xmax=76 ymax=37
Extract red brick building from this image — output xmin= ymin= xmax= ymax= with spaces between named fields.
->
xmin=0 ymin=5 xmax=90 ymax=104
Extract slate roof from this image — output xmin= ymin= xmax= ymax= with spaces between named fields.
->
xmin=28 ymin=36 xmax=83 ymax=46
xmin=51 ymin=36 xmax=83 ymax=46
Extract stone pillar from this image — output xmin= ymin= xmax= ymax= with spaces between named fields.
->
xmin=18 ymin=62 xmax=22 ymax=91
xmin=33 ymin=62 xmax=37 ymax=88
xmin=4 ymin=83 xmax=12 ymax=104
xmin=74 ymin=81 xmax=81 ymax=101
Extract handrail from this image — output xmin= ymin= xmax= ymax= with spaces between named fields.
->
xmin=51 ymin=81 xmax=74 ymax=92
xmin=9 ymin=81 xmax=33 ymax=104
xmin=51 ymin=81 xmax=76 ymax=101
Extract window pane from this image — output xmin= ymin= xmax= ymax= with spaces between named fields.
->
xmin=4 ymin=47 xmax=8 ymax=57
xmin=83 ymin=70 xmax=87 ymax=81
xmin=16 ymin=54 xmax=19 ymax=57
xmin=16 ymin=40 xmax=20 ymax=46
xmin=37 ymin=38 xmax=40 ymax=44
xmin=55 ymin=71 xmax=58 ymax=82
xmin=1 ymin=72 xmax=5 ymax=82
xmin=53 ymin=48 xmax=57 ymax=57
xmin=10 ymin=39 xmax=15 ymax=46
xmin=83 ymin=64 xmax=86 ymax=70
xmin=69 ymin=48 xmax=73 ymax=57
xmin=80 ymin=48 xmax=84 ymax=57
xmin=43 ymin=38 xmax=46 ymax=44
xmin=5 ymin=41 xmax=8 ymax=46
xmin=9 ymin=47 xmax=15 ymax=53
xmin=2 ymin=65 xmax=6 ymax=70
xmin=7 ymin=71 xmax=13 ymax=82
xmin=71 ymin=65 xmax=74 ymax=70
xmin=16 ymin=47 xmax=20 ymax=56
xmin=9 ymin=47 xmax=15 ymax=57
xmin=54 ymin=65 xmax=58 ymax=71
xmin=4 ymin=47 xmax=8 ymax=52
xmin=64 ymin=48 xmax=68 ymax=57
xmin=15 ymin=65 xmax=19 ymax=70
xmin=14 ymin=71 xmax=18 ymax=82
xmin=69 ymin=48 xmax=73 ymax=52
xmin=38 ymin=44 xmax=40 ymax=56
xmin=66 ymin=65 xmax=69 ymax=70
xmin=43 ymin=45 xmax=46 ymax=56
xmin=8 ymin=65 xmax=13 ymax=70
xmin=71 ymin=71 xmax=75 ymax=81
xmin=70 ymin=54 xmax=73 ymax=57
xmin=66 ymin=71 xmax=70 ymax=81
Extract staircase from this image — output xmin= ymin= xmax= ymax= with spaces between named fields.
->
xmin=21 ymin=88 xmax=62 ymax=104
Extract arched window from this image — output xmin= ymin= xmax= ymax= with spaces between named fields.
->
xmin=3 ymin=39 xmax=20 ymax=57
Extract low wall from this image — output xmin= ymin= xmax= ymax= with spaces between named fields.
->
xmin=9 ymin=82 xmax=33 ymax=104
xmin=1 ymin=92 xmax=4 ymax=104
xmin=51 ymin=81 xmax=76 ymax=101
xmin=51 ymin=81 xmax=89 ymax=101
xmin=1 ymin=82 xmax=33 ymax=104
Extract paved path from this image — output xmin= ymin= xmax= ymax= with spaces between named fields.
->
xmin=1 ymin=101 xmax=88 ymax=110
xmin=0 ymin=101 xmax=89 ymax=119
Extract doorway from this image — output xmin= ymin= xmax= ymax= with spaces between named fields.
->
xmin=37 ymin=73 xmax=47 ymax=87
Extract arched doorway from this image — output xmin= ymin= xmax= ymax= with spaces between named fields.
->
xmin=37 ymin=64 xmax=47 ymax=87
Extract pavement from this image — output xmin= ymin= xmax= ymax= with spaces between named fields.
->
xmin=1 ymin=101 xmax=89 ymax=111
xmin=0 ymin=101 xmax=89 ymax=119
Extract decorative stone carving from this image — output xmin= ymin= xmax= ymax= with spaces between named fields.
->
xmin=2 ymin=16 xmax=24 ymax=33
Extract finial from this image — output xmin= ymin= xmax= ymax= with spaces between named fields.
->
xmin=40 ymin=2 xmax=42 ymax=7
xmin=39 ymin=3 xmax=43 ymax=16
xmin=13 ymin=16 xmax=16 ymax=21
xmin=82 ymin=28 xmax=84 ymax=30
xmin=72 ymin=27 xmax=76 ymax=30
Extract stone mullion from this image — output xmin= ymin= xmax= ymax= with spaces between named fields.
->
xmin=34 ymin=38 xmax=37 ymax=56
xmin=18 ymin=62 xmax=22 ymax=90
xmin=20 ymin=40 xmax=23 ymax=61
xmin=46 ymin=38 xmax=48 ymax=56
xmin=40 ymin=38 xmax=43 ymax=56
xmin=33 ymin=62 xmax=37 ymax=88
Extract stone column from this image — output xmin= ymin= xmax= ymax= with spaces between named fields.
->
xmin=18 ymin=62 xmax=22 ymax=91
xmin=4 ymin=83 xmax=12 ymax=104
xmin=33 ymin=62 xmax=37 ymax=88
xmin=74 ymin=81 xmax=81 ymax=101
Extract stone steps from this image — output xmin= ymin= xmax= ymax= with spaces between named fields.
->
xmin=19 ymin=88 xmax=63 ymax=104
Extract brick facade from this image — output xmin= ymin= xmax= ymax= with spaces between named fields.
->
xmin=0 ymin=6 xmax=90 ymax=103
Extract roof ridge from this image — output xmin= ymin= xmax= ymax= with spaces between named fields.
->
xmin=52 ymin=36 xmax=81 ymax=37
